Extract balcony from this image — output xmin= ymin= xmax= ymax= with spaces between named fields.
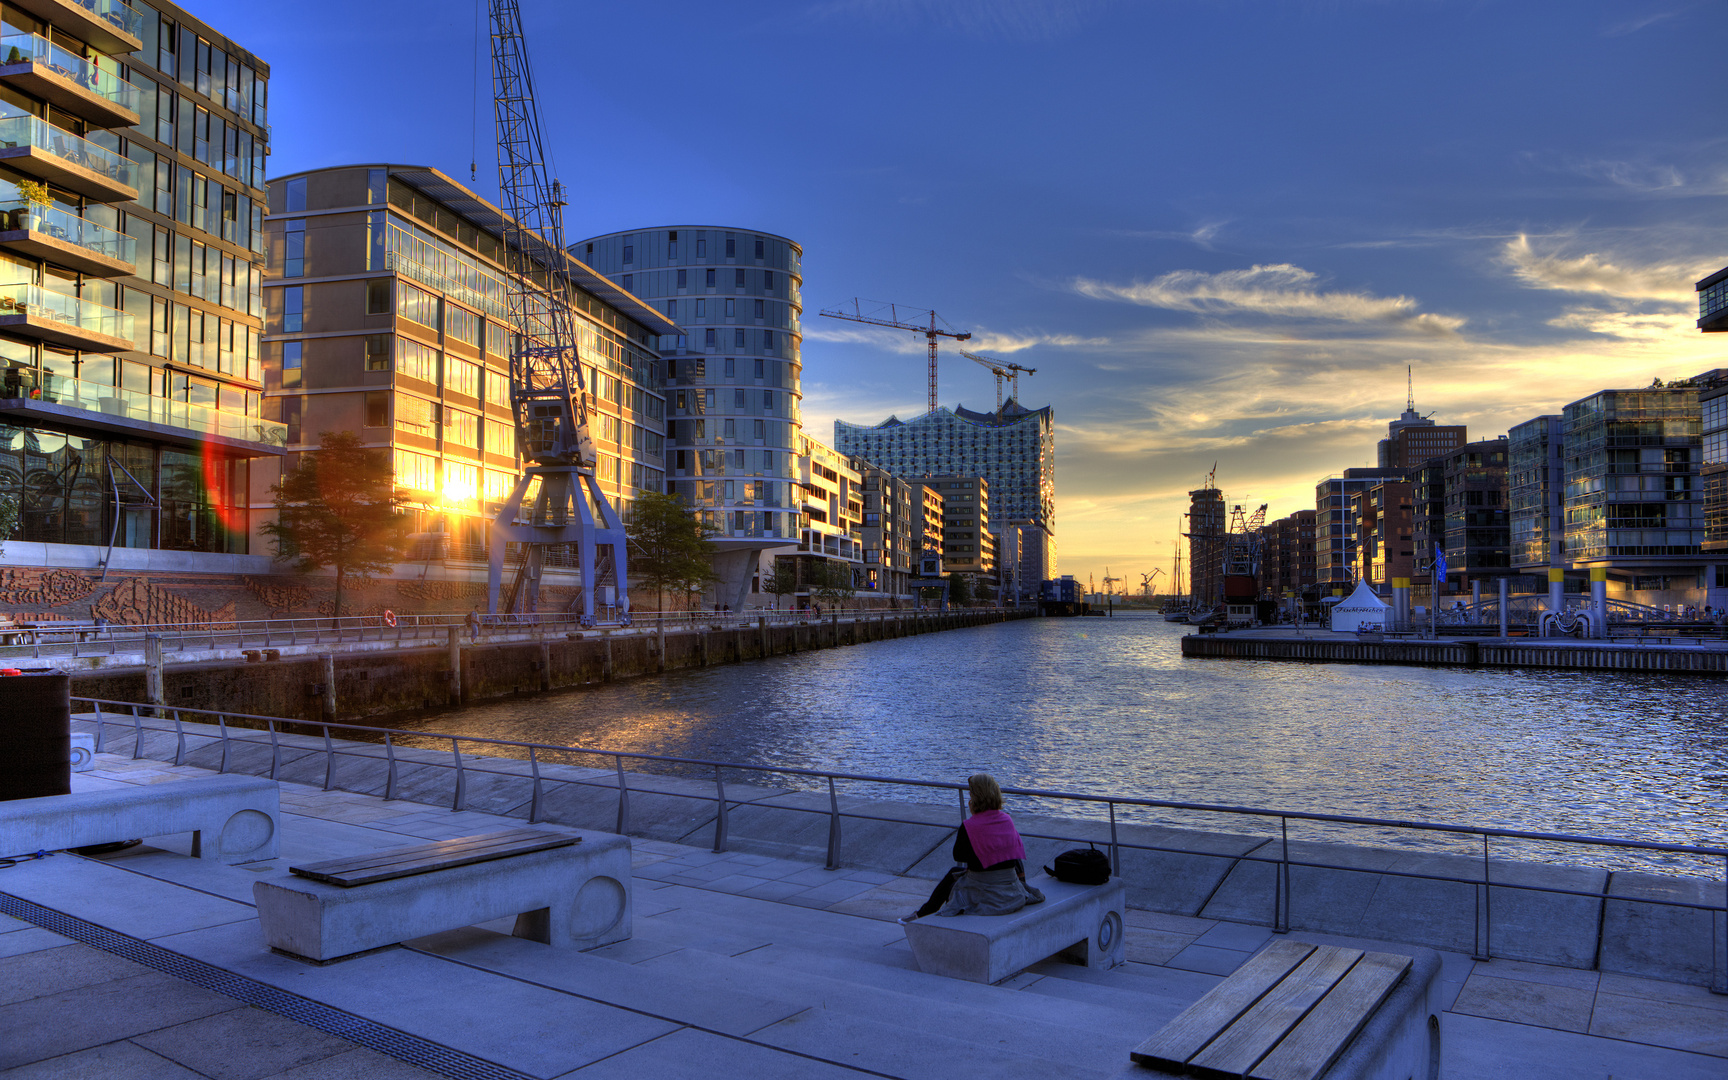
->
xmin=0 ymin=282 xmax=131 ymax=350
xmin=0 ymin=201 xmax=135 ymax=275
xmin=8 ymin=0 xmax=142 ymax=56
xmin=0 ymin=373 xmax=287 ymax=453
xmin=0 ymin=115 xmax=136 ymax=201
xmin=0 ymin=34 xmax=140 ymax=128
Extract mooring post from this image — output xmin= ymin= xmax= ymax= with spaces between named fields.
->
xmin=321 ymin=653 xmax=336 ymax=719
xmin=447 ymin=626 xmax=462 ymax=705
xmin=758 ymin=615 xmax=767 ymax=658
xmin=144 ymin=634 xmax=164 ymax=711
xmin=1498 ymin=577 xmax=1509 ymax=638
xmin=539 ymin=639 xmax=551 ymax=690
xmin=602 ymin=633 xmax=614 ymax=682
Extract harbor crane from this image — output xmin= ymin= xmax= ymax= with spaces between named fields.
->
xmin=818 ymin=299 xmax=970 ymax=413
xmin=483 ymin=0 xmax=628 ymax=624
xmin=957 ymin=349 xmax=1037 ymax=410
xmin=1140 ymin=568 xmax=1162 ymax=599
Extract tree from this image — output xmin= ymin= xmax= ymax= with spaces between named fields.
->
xmin=626 ymin=490 xmax=718 ymax=614
xmin=764 ymin=559 xmax=799 ymax=609
xmin=946 ymin=573 xmax=973 ymax=607
xmin=0 ymin=489 xmax=17 ymax=555
xmin=810 ymin=560 xmax=856 ymax=608
xmin=262 ymin=431 xmax=408 ymax=624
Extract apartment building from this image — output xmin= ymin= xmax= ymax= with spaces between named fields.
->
xmin=921 ymin=474 xmax=994 ymax=588
xmin=1315 ymin=469 xmax=1403 ymax=590
xmin=1508 ymin=415 xmax=1563 ymax=573
xmin=1258 ymin=510 xmax=1317 ymax=602
xmin=0 ymin=2 xmax=276 ymax=569
xmin=1440 ymin=439 xmax=1511 ymax=594
xmin=256 ymin=165 xmax=676 ymax=587
xmin=1351 ymin=480 xmax=1415 ymax=596
xmin=852 ymin=456 xmax=914 ymax=598
xmin=910 ymin=481 xmax=943 ymax=567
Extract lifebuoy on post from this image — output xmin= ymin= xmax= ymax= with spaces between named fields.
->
xmin=383 ymin=609 xmax=398 ymax=627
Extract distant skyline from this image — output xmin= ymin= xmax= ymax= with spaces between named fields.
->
xmin=203 ymin=0 xmax=1726 ymax=590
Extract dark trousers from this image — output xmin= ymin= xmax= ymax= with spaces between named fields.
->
xmin=916 ymin=867 xmax=964 ymax=918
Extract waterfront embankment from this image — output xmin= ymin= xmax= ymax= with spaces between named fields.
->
xmin=1183 ymin=628 xmax=1728 ymax=675
xmin=74 ymin=709 xmax=1727 ymax=992
xmin=62 ymin=608 xmax=1024 ymax=722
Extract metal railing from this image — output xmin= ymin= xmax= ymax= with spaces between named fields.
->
xmin=74 ymin=695 xmax=1728 ymax=990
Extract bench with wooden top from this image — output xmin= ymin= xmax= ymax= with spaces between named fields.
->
xmin=253 ymin=826 xmax=633 ymax=963
xmin=1128 ymin=938 xmax=1441 ymax=1080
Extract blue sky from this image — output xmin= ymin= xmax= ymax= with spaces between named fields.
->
xmin=202 ymin=0 xmax=1726 ymax=591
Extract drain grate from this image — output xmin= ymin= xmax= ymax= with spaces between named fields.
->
xmin=0 ymin=890 xmax=536 ymax=1080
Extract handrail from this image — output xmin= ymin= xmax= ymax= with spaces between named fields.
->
xmin=74 ymin=693 xmax=1728 ymax=987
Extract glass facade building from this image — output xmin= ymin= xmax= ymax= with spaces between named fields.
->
xmin=0 ymin=1 xmax=277 ymax=559
xmin=1508 ymin=415 xmax=1562 ymax=570
xmin=258 ymin=165 xmax=675 ymax=570
xmin=1561 ymin=385 xmax=1701 ymax=562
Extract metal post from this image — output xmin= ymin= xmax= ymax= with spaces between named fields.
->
xmin=130 ymin=704 xmax=142 ymax=760
xmin=267 ymin=720 xmax=280 ymax=780
xmin=1276 ymin=816 xmax=1291 ymax=933
xmin=93 ymin=701 xmax=104 ymax=753
xmin=1108 ymin=802 xmax=1120 ymax=877
xmin=614 ymin=755 xmax=630 ymax=834
xmin=1474 ymin=832 xmax=1492 ymax=960
xmin=712 ymin=764 xmax=729 ymax=853
xmin=1498 ymin=577 xmax=1509 ymax=638
xmin=321 ymin=653 xmax=336 ymax=719
xmin=447 ymin=626 xmax=463 ymax=705
xmin=527 ymin=746 xmax=542 ymax=824
xmin=216 ymin=714 xmax=228 ymax=773
xmin=825 ymin=776 xmax=843 ymax=870
xmin=451 ymin=738 xmax=466 ymax=812
xmin=172 ymin=709 xmax=185 ymax=765
xmin=383 ymin=734 xmax=399 ymax=801
xmin=144 ymin=634 xmax=164 ymax=711
xmin=1591 ymin=568 xmax=1609 ymax=639
xmin=322 ymin=726 xmax=336 ymax=790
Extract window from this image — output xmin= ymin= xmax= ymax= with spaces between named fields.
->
xmin=677 ymin=269 xmax=686 ymax=289
xmin=281 ymin=341 xmax=301 ymax=387
xmin=395 ymin=337 xmax=438 ymax=382
xmin=704 ymin=329 xmax=716 ymax=348
xmin=723 ymin=358 xmax=734 ymax=377
xmin=281 ymin=219 xmax=304 ymax=277
xmin=764 ymin=271 xmax=774 ymax=291
xmin=445 ymin=356 xmax=478 ymax=397
xmin=365 ymin=392 xmax=387 ymax=427
xmin=394 ymin=449 xmax=436 ymax=491
xmin=724 ymin=419 xmax=735 ymax=438
xmin=754 ymin=359 xmax=764 ymax=379
xmin=764 ymin=330 xmax=776 ymax=351
xmin=364 ymin=334 xmax=390 ymax=371
xmin=665 ymin=300 xmax=677 ymax=318
xmin=734 ymin=389 xmax=745 ymax=408
xmin=754 ymin=239 xmax=764 ymax=259
xmin=486 ymin=367 xmax=512 ymax=407
xmin=281 ymin=286 xmax=302 ymax=332
xmin=445 ymin=305 xmax=479 ymax=347
xmin=622 ymin=244 xmax=633 ymax=264
xmin=666 ymin=230 xmax=677 ymax=257
xmin=696 ymin=235 xmax=706 ymax=258
xmin=395 ymin=395 xmax=436 ymax=437
xmin=622 ymin=273 xmax=633 ymax=292
xmin=484 ymin=418 xmax=514 ymax=458
xmin=695 ymin=299 xmax=705 ymax=318
xmin=484 ymin=321 xmax=511 ymax=358
xmin=443 ymin=460 xmax=479 ymax=503
xmin=735 ymin=268 xmax=745 ymax=288
xmin=445 ymin=409 xmax=478 ymax=448
xmin=284 ymin=177 xmax=305 ymax=212
xmin=724 ymin=299 xmax=735 ymax=318
xmin=705 ymin=269 xmax=715 ymax=288
xmin=397 ymin=281 xmax=439 ymax=328
xmin=763 ymin=390 xmax=773 ymax=409
xmin=754 ymin=419 xmax=765 ymax=439
xmin=754 ymin=299 xmax=764 ymax=319
xmin=734 ymin=329 xmax=745 ymax=348
xmin=366 ymin=279 xmax=391 ymax=315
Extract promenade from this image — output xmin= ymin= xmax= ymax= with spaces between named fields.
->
xmin=2 ymin=752 xmax=1723 ymax=1078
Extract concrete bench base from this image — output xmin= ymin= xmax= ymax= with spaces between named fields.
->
xmin=253 ymin=829 xmax=633 ymax=963
xmin=0 ymin=774 xmax=278 ymax=864
xmin=903 ymin=874 xmax=1125 ymax=984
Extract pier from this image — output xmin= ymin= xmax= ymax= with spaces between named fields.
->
xmin=1182 ymin=627 xmax=1728 ymax=675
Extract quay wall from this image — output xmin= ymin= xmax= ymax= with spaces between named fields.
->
xmin=1182 ymin=633 xmax=1728 ymax=674
xmin=76 ymin=711 xmax=1727 ymax=991
xmin=69 ymin=609 xmax=1024 ymax=722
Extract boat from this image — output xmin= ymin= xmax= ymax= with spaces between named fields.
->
xmin=1161 ymin=601 xmax=1190 ymax=623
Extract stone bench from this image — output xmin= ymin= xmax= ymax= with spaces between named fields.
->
xmin=0 ymin=774 xmax=279 ymax=864
xmin=253 ymin=827 xmax=633 ymax=964
xmin=1129 ymin=938 xmax=1441 ymax=1080
xmin=902 ymin=873 xmax=1125 ymax=984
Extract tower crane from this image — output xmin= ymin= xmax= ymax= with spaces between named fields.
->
xmin=818 ymin=299 xmax=970 ymax=413
xmin=957 ymin=349 xmax=1037 ymax=410
xmin=1140 ymin=568 xmax=1162 ymax=599
xmin=483 ymin=0 xmax=628 ymax=625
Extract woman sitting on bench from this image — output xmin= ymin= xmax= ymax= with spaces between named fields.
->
xmin=900 ymin=773 xmax=1044 ymax=924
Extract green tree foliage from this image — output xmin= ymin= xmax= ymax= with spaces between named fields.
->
xmin=764 ymin=559 xmax=799 ymax=608
xmin=0 ymin=489 xmax=17 ymax=555
xmin=262 ymin=431 xmax=408 ymax=623
xmin=626 ymin=490 xmax=718 ymax=612
xmin=810 ymin=561 xmax=856 ymax=607
xmin=946 ymin=573 xmax=973 ymax=607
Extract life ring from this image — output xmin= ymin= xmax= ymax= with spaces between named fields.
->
xmin=383 ymin=609 xmax=398 ymax=627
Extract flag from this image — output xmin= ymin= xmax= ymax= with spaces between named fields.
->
xmin=1433 ymin=546 xmax=1448 ymax=589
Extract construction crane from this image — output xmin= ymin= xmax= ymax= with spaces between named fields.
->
xmin=957 ymin=350 xmax=1037 ymax=410
xmin=1140 ymin=569 xmax=1162 ymax=600
xmin=483 ymin=0 xmax=628 ymax=625
xmin=819 ymin=299 xmax=970 ymax=413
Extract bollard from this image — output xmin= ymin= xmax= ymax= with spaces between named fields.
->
xmin=758 ymin=615 xmax=767 ymax=658
xmin=144 ymin=633 xmax=164 ymax=709
xmin=447 ymin=626 xmax=463 ymax=705
xmin=1590 ymin=568 xmax=1608 ymax=639
xmin=321 ymin=653 xmax=336 ymax=719
xmin=539 ymin=639 xmax=551 ymax=690
xmin=603 ymin=635 xmax=614 ymax=682
xmin=1498 ymin=577 xmax=1509 ymax=638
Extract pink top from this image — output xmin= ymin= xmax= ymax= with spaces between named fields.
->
xmin=963 ymin=809 xmax=1026 ymax=869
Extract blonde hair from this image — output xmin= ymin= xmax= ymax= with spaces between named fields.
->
xmin=968 ymin=773 xmax=1003 ymax=814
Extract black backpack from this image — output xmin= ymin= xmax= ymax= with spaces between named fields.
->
xmin=1045 ymin=844 xmax=1111 ymax=885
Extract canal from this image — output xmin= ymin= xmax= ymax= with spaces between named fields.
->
xmin=380 ymin=612 xmax=1727 ymax=857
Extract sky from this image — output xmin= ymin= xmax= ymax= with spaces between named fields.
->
xmin=200 ymin=0 xmax=1726 ymax=593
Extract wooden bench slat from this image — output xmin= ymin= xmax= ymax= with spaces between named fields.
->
xmin=291 ymin=829 xmax=579 ymax=886
xmin=1129 ymin=939 xmax=1317 ymax=1069
xmin=1187 ymin=945 xmax=1363 ymax=1079
xmin=1248 ymin=951 xmax=1410 ymax=1080
xmin=292 ymin=828 xmax=560 ymax=878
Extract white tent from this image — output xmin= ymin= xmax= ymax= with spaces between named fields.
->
xmin=1330 ymin=579 xmax=1391 ymax=632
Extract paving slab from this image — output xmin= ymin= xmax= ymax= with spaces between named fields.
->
xmin=0 ymin=970 xmax=240 ymax=1069
xmin=264 ymin=1046 xmax=444 ymax=1080
xmin=131 ymin=1005 xmax=361 ymax=1080
xmin=0 ymin=854 xmax=258 ymax=940
xmin=1440 ymin=1011 xmax=1728 ymax=1080
xmin=1163 ymin=942 xmax=1249 ymax=976
xmin=0 ymin=942 xmax=156 ymax=1005
xmin=0 ymin=1040 xmax=207 ymax=1080
xmin=753 ymin=1005 xmax=1116 ymax=1080
xmin=1588 ymin=991 xmax=1728 ymax=1057
xmin=0 ymin=923 xmax=72 ymax=957
xmin=560 ymin=1026 xmax=866 ymax=1080
xmin=1450 ymin=971 xmax=1596 ymax=1032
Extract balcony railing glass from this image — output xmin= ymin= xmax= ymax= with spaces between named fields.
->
xmin=12 ymin=373 xmax=287 ymax=446
xmin=0 ymin=281 xmax=132 ymax=340
xmin=0 ymin=33 xmax=140 ymax=114
xmin=0 ymin=200 xmax=135 ymax=264
xmin=0 ymin=115 xmax=137 ymax=189
xmin=66 ymin=0 xmax=143 ymax=41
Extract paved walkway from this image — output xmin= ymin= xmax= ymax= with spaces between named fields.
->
xmin=2 ymin=755 xmax=1723 ymax=1079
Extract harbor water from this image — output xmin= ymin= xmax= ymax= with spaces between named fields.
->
xmin=381 ymin=612 xmax=1727 ymax=867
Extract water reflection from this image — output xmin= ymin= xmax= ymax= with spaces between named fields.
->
xmin=382 ymin=613 xmax=1728 ymax=863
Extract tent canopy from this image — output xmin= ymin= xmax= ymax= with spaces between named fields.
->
xmin=1331 ymin=579 xmax=1390 ymax=632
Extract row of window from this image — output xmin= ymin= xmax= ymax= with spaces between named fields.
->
xmin=617 ymin=234 xmax=768 ymax=264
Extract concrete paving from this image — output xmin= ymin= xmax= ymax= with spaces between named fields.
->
xmin=0 ymin=754 xmax=1722 ymax=1080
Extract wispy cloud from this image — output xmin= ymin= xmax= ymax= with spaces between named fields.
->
xmin=1072 ymin=264 xmax=1464 ymax=335
xmin=1601 ymin=8 xmax=1684 ymax=37
xmin=801 ymin=325 xmax=925 ymax=353
xmin=968 ymin=330 xmax=1110 ymax=353
xmin=1499 ymin=235 xmax=1695 ymax=302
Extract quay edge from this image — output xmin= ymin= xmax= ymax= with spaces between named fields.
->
xmin=1181 ymin=632 xmax=1728 ymax=675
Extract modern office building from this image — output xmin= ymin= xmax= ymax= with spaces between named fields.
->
xmin=1508 ymin=415 xmax=1564 ymax=573
xmin=1440 ymin=438 xmax=1511 ymax=594
xmin=1314 ymin=469 xmax=1403 ymax=590
xmin=575 ymin=226 xmax=806 ymax=608
xmin=1351 ymin=480 xmax=1415 ymax=596
xmin=835 ymin=399 xmax=1055 ymax=557
xmin=1560 ymin=378 xmax=1710 ymax=606
xmin=1698 ymin=264 xmax=1728 ymax=333
xmin=1186 ymin=485 xmax=1225 ymax=605
xmin=257 ymin=165 xmax=676 ymax=599
xmin=1376 ymin=394 xmax=1465 ymax=471
xmin=852 ymin=456 xmax=914 ymax=598
xmin=921 ymin=474 xmax=994 ymax=587
xmin=0 ymin=2 xmax=277 ymax=591
xmin=910 ymin=481 xmax=943 ymax=566
xmin=1258 ymin=510 xmax=1317 ymax=602
xmin=776 ymin=431 xmax=862 ymax=598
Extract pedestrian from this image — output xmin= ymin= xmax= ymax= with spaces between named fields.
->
xmin=900 ymin=774 xmax=1043 ymax=924
xmin=465 ymin=606 xmax=480 ymax=643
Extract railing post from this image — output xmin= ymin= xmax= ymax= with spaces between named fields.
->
xmin=92 ymin=701 xmax=104 ymax=753
xmin=1275 ymin=816 xmax=1291 ymax=934
xmin=322 ymin=726 xmax=335 ymax=790
xmin=383 ymin=734 xmax=398 ymax=801
xmin=1474 ymin=833 xmax=1492 ymax=961
xmin=712 ymin=764 xmax=729 ymax=853
xmin=172 ymin=709 xmax=186 ymax=766
xmin=614 ymin=755 xmax=630 ymax=834
xmin=825 ymin=776 xmax=843 ymax=870
xmin=267 ymin=719 xmax=280 ymax=780
xmin=451 ymin=738 xmax=466 ymax=812
xmin=527 ymin=746 xmax=543 ymax=823
xmin=216 ymin=713 xmax=228 ymax=773
xmin=130 ymin=703 xmax=142 ymax=759
xmin=1716 ymin=855 xmax=1727 ymax=995
xmin=1108 ymin=801 xmax=1120 ymax=877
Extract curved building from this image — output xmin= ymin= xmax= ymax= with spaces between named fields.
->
xmin=577 ymin=227 xmax=835 ymax=607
